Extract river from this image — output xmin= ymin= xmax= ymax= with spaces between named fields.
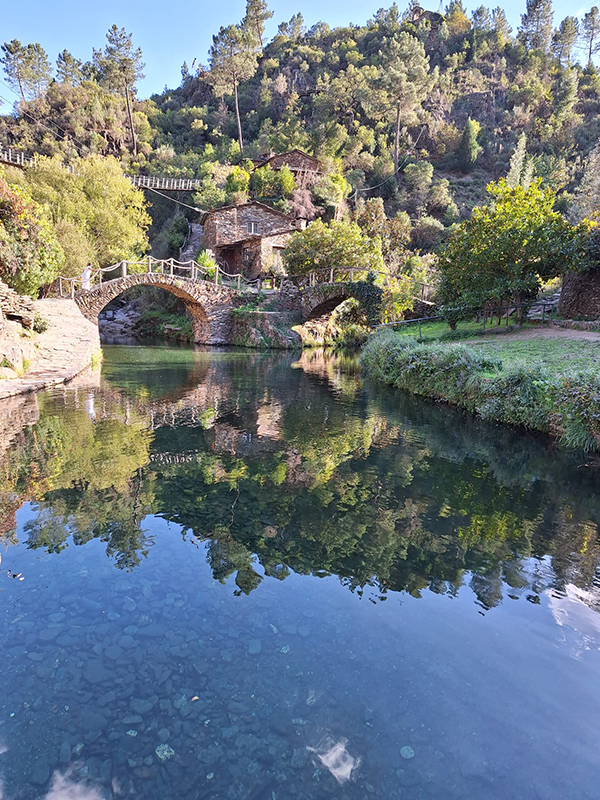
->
xmin=1 ymin=343 xmax=599 ymax=799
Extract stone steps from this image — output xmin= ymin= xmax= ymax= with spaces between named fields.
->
xmin=179 ymin=223 xmax=204 ymax=262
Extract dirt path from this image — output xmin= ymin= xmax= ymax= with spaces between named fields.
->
xmin=0 ymin=299 xmax=101 ymax=401
xmin=466 ymin=325 xmax=600 ymax=345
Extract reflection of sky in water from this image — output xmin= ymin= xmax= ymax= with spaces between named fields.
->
xmin=1 ymin=346 xmax=600 ymax=799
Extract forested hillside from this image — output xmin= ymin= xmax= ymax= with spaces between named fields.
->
xmin=2 ymin=2 xmax=600 ymax=222
xmin=2 ymin=0 xmax=600 ymax=313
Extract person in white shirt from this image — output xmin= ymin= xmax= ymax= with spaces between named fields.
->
xmin=82 ymin=263 xmax=93 ymax=291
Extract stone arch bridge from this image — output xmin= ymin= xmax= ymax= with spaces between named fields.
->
xmin=67 ymin=261 xmax=376 ymax=345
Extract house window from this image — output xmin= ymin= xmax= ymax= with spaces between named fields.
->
xmin=247 ymin=221 xmax=260 ymax=235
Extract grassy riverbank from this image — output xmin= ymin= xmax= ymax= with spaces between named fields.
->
xmin=360 ymin=331 xmax=600 ymax=451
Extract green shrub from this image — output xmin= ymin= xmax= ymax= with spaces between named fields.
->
xmin=360 ymin=332 xmax=600 ymax=451
xmin=33 ymin=313 xmax=49 ymax=333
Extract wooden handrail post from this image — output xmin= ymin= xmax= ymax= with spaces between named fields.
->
xmin=214 ymin=265 xmax=219 ymax=285
xmin=237 ymin=275 xmax=241 ymax=291
xmin=169 ymin=258 xmax=174 ymax=276
xmin=58 ymin=277 xmax=62 ymax=297
xmin=70 ymin=280 xmax=75 ymax=300
xmin=121 ymin=261 xmax=126 ymax=278
xmin=330 ymin=268 xmax=334 ymax=283
xmin=148 ymin=255 xmax=152 ymax=273
xmin=98 ymin=270 xmax=102 ymax=285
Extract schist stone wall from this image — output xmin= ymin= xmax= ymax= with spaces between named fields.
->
xmin=559 ymin=269 xmax=600 ymax=320
xmin=75 ymin=274 xmax=238 ymax=345
xmin=203 ymin=203 xmax=296 ymax=249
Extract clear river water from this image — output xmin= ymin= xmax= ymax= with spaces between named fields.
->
xmin=1 ymin=344 xmax=600 ymax=800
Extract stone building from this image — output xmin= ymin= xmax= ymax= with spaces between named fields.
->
xmin=252 ymin=149 xmax=322 ymax=177
xmin=201 ymin=201 xmax=300 ymax=279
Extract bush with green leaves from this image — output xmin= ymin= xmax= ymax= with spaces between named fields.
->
xmin=361 ymin=332 xmax=600 ymax=451
xmin=284 ymin=219 xmax=384 ymax=275
xmin=0 ymin=171 xmax=64 ymax=297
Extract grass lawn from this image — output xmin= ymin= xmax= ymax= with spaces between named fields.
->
xmin=386 ymin=318 xmax=548 ymax=344
xmin=466 ymin=337 xmax=600 ymax=376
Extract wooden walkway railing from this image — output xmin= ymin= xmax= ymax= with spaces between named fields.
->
xmin=55 ymin=257 xmax=433 ymax=304
xmin=0 ymin=146 xmax=201 ymax=191
xmin=55 ymin=256 xmax=261 ymax=298
xmin=129 ymin=175 xmax=203 ymax=191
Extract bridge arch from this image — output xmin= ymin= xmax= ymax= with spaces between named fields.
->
xmin=74 ymin=273 xmax=237 ymax=345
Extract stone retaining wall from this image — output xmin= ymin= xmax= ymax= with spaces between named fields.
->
xmin=559 ymin=269 xmax=600 ymax=320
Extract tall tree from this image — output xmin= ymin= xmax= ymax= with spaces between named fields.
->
xmin=519 ymin=0 xmax=554 ymax=53
xmin=93 ymin=26 xmax=145 ymax=156
xmin=56 ymin=50 xmax=83 ymax=85
xmin=277 ymin=13 xmax=306 ymax=40
xmin=1 ymin=40 xmax=52 ymax=101
xmin=242 ymin=0 xmax=273 ymax=50
xmin=458 ymin=118 xmax=480 ymax=172
xmin=1 ymin=40 xmax=29 ymax=101
xmin=570 ymin=141 xmax=600 ymax=222
xmin=552 ymin=16 xmax=579 ymax=65
xmin=209 ymin=25 xmax=258 ymax=155
xmin=491 ymin=7 xmax=512 ymax=44
xmin=378 ymin=33 xmax=430 ymax=188
xmin=506 ymin=133 xmax=528 ymax=187
xmin=582 ymin=7 xmax=600 ymax=65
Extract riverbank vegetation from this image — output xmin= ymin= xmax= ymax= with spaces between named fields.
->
xmin=360 ymin=332 xmax=600 ymax=450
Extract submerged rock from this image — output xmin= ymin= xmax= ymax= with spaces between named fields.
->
xmin=155 ymin=744 xmax=175 ymax=762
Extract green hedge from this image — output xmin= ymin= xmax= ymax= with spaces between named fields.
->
xmin=360 ymin=333 xmax=600 ymax=451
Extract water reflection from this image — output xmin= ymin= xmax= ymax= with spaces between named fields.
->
xmin=1 ymin=345 xmax=600 ymax=608
xmin=1 ymin=345 xmax=600 ymax=800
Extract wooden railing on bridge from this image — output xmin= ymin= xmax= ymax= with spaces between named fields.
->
xmin=1 ymin=146 xmax=202 ymax=191
xmin=55 ymin=256 xmax=261 ymax=298
xmin=129 ymin=175 xmax=203 ymax=191
xmin=55 ymin=257 xmax=433 ymax=305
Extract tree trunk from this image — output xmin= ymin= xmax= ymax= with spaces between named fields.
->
xmin=125 ymin=83 xmax=137 ymax=157
xmin=394 ymin=102 xmax=401 ymax=189
xmin=234 ymin=78 xmax=244 ymax=155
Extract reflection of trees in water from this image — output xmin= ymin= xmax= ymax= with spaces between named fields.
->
xmin=2 ymin=349 xmax=600 ymax=608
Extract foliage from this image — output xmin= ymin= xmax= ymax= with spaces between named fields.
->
xmin=457 ymin=118 xmax=480 ymax=173
xmin=0 ymin=171 xmax=64 ymax=296
xmin=361 ymin=332 xmax=600 ymax=451
xmin=15 ymin=155 xmax=150 ymax=274
xmin=283 ymin=219 xmax=384 ymax=274
xmin=250 ymin=164 xmax=295 ymax=199
xmin=439 ymin=179 xmax=590 ymax=320
xmin=225 ymin=165 xmax=251 ymax=195
xmin=167 ymin=216 xmax=189 ymax=257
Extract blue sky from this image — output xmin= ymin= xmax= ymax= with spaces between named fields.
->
xmin=0 ymin=0 xmax=592 ymax=106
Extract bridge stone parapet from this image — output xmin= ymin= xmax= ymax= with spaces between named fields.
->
xmin=75 ymin=273 xmax=238 ymax=345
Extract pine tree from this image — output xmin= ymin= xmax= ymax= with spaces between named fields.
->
xmin=92 ymin=26 xmax=145 ymax=155
xmin=582 ymin=7 xmax=600 ymax=65
xmin=277 ymin=14 xmax=306 ymax=41
xmin=242 ymin=0 xmax=273 ymax=50
xmin=519 ymin=0 xmax=554 ymax=53
xmin=570 ymin=141 xmax=600 ymax=222
xmin=491 ymin=7 xmax=512 ymax=43
xmin=378 ymin=32 xmax=430 ymax=188
xmin=506 ymin=133 xmax=528 ymax=187
xmin=56 ymin=50 xmax=83 ymax=85
xmin=458 ymin=118 xmax=480 ymax=173
xmin=209 ymin=25 xmax=258 ymax=155
xmin=552 ymin=16 xmax=579 ymax=65
xmin=1 ymin=40 xmax=52 ymax=101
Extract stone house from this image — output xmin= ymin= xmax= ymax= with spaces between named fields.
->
xmin=252 ymin=149 xmax=322 ymax=178
xmin=200 ymin=201 xmax=300 ymax=279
